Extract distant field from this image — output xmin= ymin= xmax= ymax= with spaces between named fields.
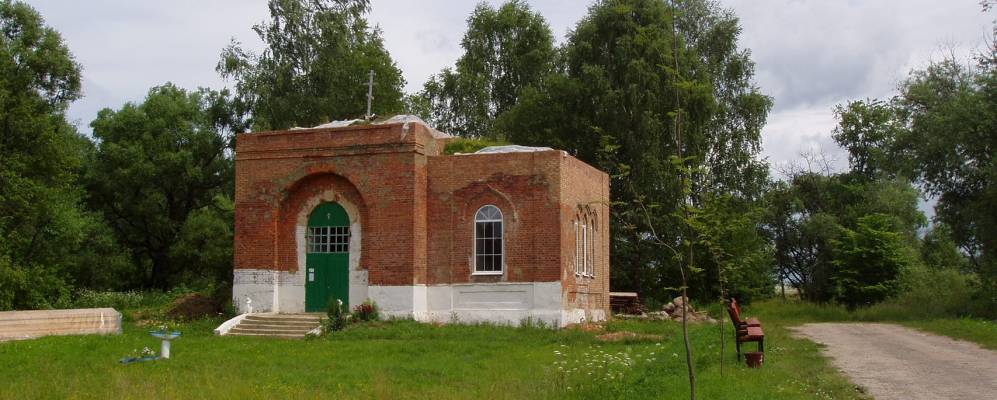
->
xmin=0 ymin=309 xmax=868 ymax=400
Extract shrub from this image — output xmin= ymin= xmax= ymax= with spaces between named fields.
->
xmin=885 ymin=264 xmax=977 ymax=318
xmin=442 ymin=137 xmax=509 ymax=155
xmin=326 ymin=298 xmax=347 ymax=332
xmin=54 ymin=289 xmax=176 ymax=311
xmin=830 ymin=214 xmax=910 ymax=309
xmin=352 ymin=299 xmax=380 ymax=322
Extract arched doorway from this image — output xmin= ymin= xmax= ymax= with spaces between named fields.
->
xmin=305 ymin=202 xmax=351 ymax=312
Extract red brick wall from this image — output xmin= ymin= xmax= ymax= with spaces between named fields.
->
xmin=234 ymin=123 xmax=440 ymax=286
xmin=558 ymin=156 xmax=611 ymax=315
xmin=234 ymin=122 xmax=610 ymax=307
xmin=425 ymin=151 xmax=563 ymax=285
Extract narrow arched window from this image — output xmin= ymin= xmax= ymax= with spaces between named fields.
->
xmin=575 ymin=220 xmax=583 ymax=275
xmin=587 ymin=218 xmax=595 ymax=277
xmin=474 ymin=205 xmax=503 ymax=274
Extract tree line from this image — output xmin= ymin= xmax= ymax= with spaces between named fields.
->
xmin=1 ymin=0 xmax=993 ymax=317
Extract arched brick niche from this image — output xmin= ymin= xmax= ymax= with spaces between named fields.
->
xmin=457 ymin=185 xmax=519 ymax=283
xmin=276 ymin=173 xmax=368 ymax=273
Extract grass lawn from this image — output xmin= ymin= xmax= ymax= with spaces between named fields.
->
xmin=0 ymin=309 xmax=869 ymax=400
xmin=747 ymin=299 xmax=997 ymax=350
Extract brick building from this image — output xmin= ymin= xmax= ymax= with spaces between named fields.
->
xmin=232 ymin=116 xmax=610 ymax=326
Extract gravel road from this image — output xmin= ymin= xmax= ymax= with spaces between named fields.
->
xmin=792 ymin=323 xmax=997 ymax=400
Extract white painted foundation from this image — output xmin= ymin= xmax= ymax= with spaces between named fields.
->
xmin=369 ymin=281 xmax=592 ymax=327
xmin=232 ymin=188 xmax=606 ymax=325
xmin=234 ymin=274 xmax=605 ymax=327
xmin=233 ymin=268 xmax=368 ymax=313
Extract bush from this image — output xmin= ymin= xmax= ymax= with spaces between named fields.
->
xmin=884 ymin=264 xmax=977 ymax=318
xmin=326 ymin=298 xmax=348 ymax=332
xmin=442 ymin=137 xmax=509 ymax=155
xmin=352 ymin=299 xmax=380 ymax=322
xmin=831 ymin=214 xmax=910 ymax=309
xmin=55 ymin=289 xmax=173 ymax=311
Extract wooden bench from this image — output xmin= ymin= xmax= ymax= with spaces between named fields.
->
xmin=727 ymin=298 xmax=763 ymax=361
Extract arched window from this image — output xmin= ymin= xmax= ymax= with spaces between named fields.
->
xmin=574 ymin=211 xmax=597 ymax=278
xmin=575 ymin=220 xmax=583 ymax=275
xmin=587 ymin=217 xmax=595 ymax=276
xmin=474 ymin=205 xmax=504 ymax=274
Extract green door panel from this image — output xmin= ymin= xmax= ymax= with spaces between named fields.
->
xmin=305 ymin=202 xmax=351 ymax=312
xmin=309 ymin=202 xmax=351 ymax=226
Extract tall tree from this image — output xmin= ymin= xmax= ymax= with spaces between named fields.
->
xmin=87 ymin=84 xmax=235 ymax=289
xmin=421 ymin=0 xmax=555 ymax=137
xmin=498 ymin=0 xmax=713 ymax=302
xmin=676 ymin=0 xmax=772 ymax=198
xmin=497 ymin=0 xmax=771 ymax=305
xmin=0 ymin=1 xmax=110 ymax=309
xmin=833 ymin=48 xmax=997 ymax=308
xmin=218 ymin=0 xmax=404 ymax=130
xmin=831 ymin=99 xmax=903 ymax=180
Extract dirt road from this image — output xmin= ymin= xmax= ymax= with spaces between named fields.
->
xmin=792 ymin=323 xmax=997 ymax=400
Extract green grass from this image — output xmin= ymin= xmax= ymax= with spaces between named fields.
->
xmin=0 ymin=314 xmax=868 ymax=399
xmin=895 ymin=319 xmax=997 ymax=350
xmin=745 ymin=299 xmax=997 ymax=350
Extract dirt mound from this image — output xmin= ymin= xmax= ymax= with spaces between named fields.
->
xmin=596 ymin=331 xmax=664 ymax=342
xmin=564 ymin=322 xmax=605 ymax=332
xmin=165 ymin=293 xmax=220 ymax=320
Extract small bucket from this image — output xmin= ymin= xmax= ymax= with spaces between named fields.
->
xmin=745 ymin=352 xmax=764 ymax=368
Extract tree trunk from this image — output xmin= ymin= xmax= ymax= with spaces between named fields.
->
xmin=681 ymin=254 xmax=696 ymax=400
xmin=149 ymin=252 xmax=171 ymax=290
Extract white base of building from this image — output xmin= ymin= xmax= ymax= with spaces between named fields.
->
xmin=233 ymin=268 xmax=367 ymax=314
xmin=233 ymin=270 xmax=605 ymax=327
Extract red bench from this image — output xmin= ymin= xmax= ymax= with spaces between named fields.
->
xmin=727 ymin=298 xmax=764 ymax=361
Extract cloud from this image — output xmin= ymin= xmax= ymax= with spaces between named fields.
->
xmin=726 ymin=0 xmax=991 ymax=111
xmin=25 ymin=0 xmax=994 ymax=180
xmin=723 ymin=0 xmax=992 ymax=180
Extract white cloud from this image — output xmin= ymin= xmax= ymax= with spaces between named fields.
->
xmin=25 ymin=0 xmax=994 ymax=180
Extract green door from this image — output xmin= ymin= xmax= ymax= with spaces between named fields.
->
xmin=305 ymin=202 xmax=351 ymax=312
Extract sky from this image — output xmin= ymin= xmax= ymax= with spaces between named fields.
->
xmin=26 ymin=0 xmax=995 ymax=177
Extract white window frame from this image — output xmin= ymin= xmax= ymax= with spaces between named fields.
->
xmin=587 ymin=220 xmax=596 ymax=277
xmin=473 ymin=205 xmax=504 ymax=275
xmin=582 ymin=220 xmax=589 ymax=277
xmin=306 ymin=225 xmax=350 ymax=253
xmin=574 ymin=220 xmax=582 ymax=276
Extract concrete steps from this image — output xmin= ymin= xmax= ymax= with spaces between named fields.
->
xmin=0 ymin=308 xmax=122 ymax=341
xmin=224 ymin=313 xmax=324 ymax=339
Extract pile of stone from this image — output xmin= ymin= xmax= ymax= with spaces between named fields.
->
xmin=616 ymin=296 xmax=717 ymax=324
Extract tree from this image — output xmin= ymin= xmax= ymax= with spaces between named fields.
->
xmin=498 ymin=0 xmax=711 ymax=304
xmin=831 ymin=214 xmax=909 ymax=309
xmin=421 ymin=0 xmax=555 ymax=137
xmin=832 ymin=31 xmax=997 ymax=309
xmin=0 ymin=1 xmax=121 ymax=309
xmin=497 ymin=0 xmax=772 ymax=307
xmin=765 ymin=167 xmax=925 ymax=303
xmin=87 ymin=84 xmax=235 ymax=289
xmin=676 ymin=0 xmax=772 ymax=198
xmin=832 ymin=99 xmax=903 ymax=180
xmin=218 ymin=0 xmax=404 ymax=130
